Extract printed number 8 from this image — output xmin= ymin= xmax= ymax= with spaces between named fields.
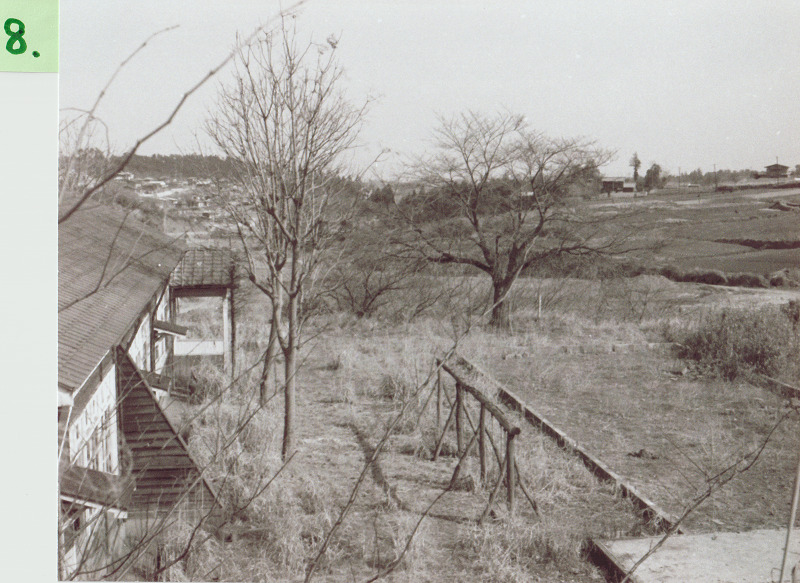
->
xmin=4 ymin=18 xmax=27 ymax=55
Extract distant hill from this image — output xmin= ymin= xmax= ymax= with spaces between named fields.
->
xmin=109 ymin=153 xmax=237 ymax=180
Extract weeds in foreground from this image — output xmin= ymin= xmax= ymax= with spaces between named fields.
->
xmin=469 ymin=498 xmax=587 ymax=579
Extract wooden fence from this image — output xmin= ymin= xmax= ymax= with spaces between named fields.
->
xmin=432 ymin=356 xmax=537 ymax=519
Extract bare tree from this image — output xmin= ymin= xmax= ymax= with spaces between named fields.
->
xmin=205 ymin=18 xmax=369 ymax=459
xmin=630 ymin=151 xmax=641 ymax=192
xmin=58 ymin=6 xmax=311 ymax=578
xmin=401 ymin=110 xmax=614 ymax=329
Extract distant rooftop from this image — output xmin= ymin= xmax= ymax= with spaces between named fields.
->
xmin=171 ymin=248 xmax=235 ymax=289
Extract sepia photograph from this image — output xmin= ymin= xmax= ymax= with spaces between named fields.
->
xmin=56 ymin=1 xmax=799 ymax=581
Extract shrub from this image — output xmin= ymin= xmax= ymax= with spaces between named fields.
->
xmin=690 ymin=269 xmax=728 ymax=285
xmin=770 ymin=272 xmax=789 ymax=287
xmin=770 ymin=270 xmax=800 ymax=288
xmin=727 ymin=272 xmax=769 ymax=288
xmin=783 ymin=300 xmax=800 ymax=333
xmin=671 ymin=306 xmax=795 ymax=380
xmin=658 ymin=264 xmax=685 ymax=281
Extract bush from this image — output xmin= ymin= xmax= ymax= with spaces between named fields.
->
xmin=657 ymin=266 xmax=776 ymax=289
xmin=658 ymin=264 xmax=685 ymax=281
xmin=770 ymin=272 xmax=789 ymax=287
xmin=770 ymin=270 xmax=800 ymax=288
xmin=671 ymin=306 xmax=796 ymax=380
xmin=727 ymin=272 xmax=769 ymax=288
xmin=688 ymin=269 xmax=728 ymax=285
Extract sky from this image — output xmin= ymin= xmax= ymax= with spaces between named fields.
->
xmin=60 ymin=0 xmax=800 ymax=178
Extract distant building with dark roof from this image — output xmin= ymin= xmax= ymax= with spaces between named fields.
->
xmin=764 ymin=163 xmax=789 ymax=178
xmin=601 ymin=177 xmax=636 ymax=194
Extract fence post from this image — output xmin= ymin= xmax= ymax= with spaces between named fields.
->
xmin=436 ymin=367 xmax=443 ymax=435
xmin=506 ymin=430 xmax=516 ymax=513
xmin=479 ymin=403 xmax=487 ymax=485
xmin=455 ymin=382 xmax=463 ymax=456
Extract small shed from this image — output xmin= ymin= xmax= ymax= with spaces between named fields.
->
xmin=170 ymin=248 xmax=237 ymax=379
xmin=601 ymin=177 xmax=636 ymax=194
xmin=765 ymin=163 xmax=789 ymax=178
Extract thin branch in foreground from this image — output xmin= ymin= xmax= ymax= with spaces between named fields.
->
xmin=305 ymin=277 xmax=525 ymax=582
xmin=620 ymin=407 xmax=796 ymax=583
xmin=58 ymin=0 xmax=308 ymax=224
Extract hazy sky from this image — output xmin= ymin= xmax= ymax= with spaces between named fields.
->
xmin=61 ymin=1 xmax=800 ymax=178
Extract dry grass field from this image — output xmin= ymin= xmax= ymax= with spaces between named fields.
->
xmin=151 ymin=183 xmax=800 ymax=581
xmin=160 ymin=261 xmax=799 ymax=581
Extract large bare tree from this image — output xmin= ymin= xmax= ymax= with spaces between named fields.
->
xmin=402 ymin=110 xmax=614 ymax=329
xmin=205 ymin=19 xmax=368 ymax=459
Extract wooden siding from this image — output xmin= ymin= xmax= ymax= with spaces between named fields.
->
xmin=115 ymin=348 xmax=218 ymax=514
xmin=68 ymin=364 xmax=120 ymax=474
xmin=128 ymin=312 xmax=151 ymax=371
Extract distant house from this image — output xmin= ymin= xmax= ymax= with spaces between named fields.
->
xmin=58 ymin=205 xmax=221 ymax=579
xmin=601 ymin=177 xmax=636 ymax=194
xmin=137 ymin=179 xmax=168 ymax=194
xmin=764 ymin=163 xmax=789 ymax=179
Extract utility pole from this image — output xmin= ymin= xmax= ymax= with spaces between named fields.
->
xmin=714 ymin=164 xmax=718 ymax=190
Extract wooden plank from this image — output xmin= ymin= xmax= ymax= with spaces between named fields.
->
xmin=128 ymin=446 xmax=189 ymax=458
xmin=133 ymin=456 xmax=199 ymax=470
xmin=136 ymin=480 xmax=196 ymax=494
xmin=495 ymin=380 xmax=680 ymax=533
xmin=439 ymin=358 xmax=520 ymax=436
xmin=170 ymin=285 xmax=228 ymax=298
xmin=131 ymin=467 xmax=190 ymax=478
xmin=123 ymin=430 xmax=184 ymax=442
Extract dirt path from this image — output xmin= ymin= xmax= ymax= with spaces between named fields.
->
xmin=285 ymin=350 xmax=649 ymax=582
xmin=290 ymin=362 xmax=492 ymax=581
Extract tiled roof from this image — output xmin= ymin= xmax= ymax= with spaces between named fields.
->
xmin=171 ymin=248 xmax=234 ymax=288
xmin=58 ymin=205 xmax=185 ymax=392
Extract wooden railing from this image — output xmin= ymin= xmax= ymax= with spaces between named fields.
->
xmin=433 ymin=356 xmax=533 ymax=518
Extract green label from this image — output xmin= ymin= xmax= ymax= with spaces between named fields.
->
xmin=0 ymin=0 xmax=58 ymax=72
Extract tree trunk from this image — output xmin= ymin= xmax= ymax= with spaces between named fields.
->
xmin=259 ymin=309 xmax=279 ymax=407
xmin=490 ymin=278 xmax=512 ymax=329
xmin=282 ymin=293 xmax=298 ymax=461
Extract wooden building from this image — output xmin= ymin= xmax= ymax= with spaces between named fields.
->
xmin=170 ymin=248 xmax=237 ymax=382
xmin=601 ymin=177 xmax=636 ymax=194
xmin=58 ymin=205 xmax=221 ymax=579
xmin=764 ymin=163 xmax=789 ymax=179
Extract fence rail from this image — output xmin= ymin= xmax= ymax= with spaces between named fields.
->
xmin=433 ymin=356 xmax=528 ymax=517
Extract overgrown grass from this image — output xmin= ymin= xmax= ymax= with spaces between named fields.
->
xmin=162 ymin=268 xmax=797 ymax=581
xmin=668 ymin=303 xmax=800 ymax=381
